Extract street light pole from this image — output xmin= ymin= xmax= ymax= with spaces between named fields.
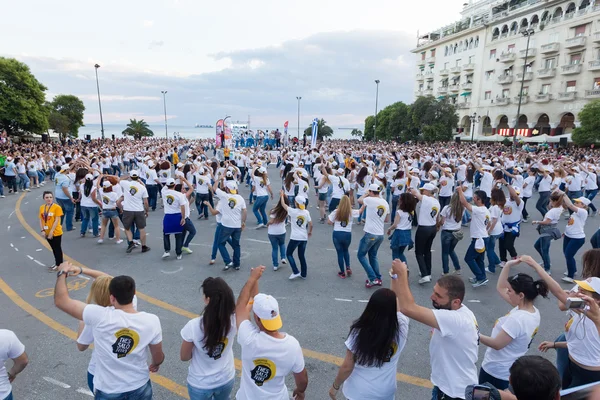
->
xmin=161 ymin=91 xmax=168 ymax=139
xmin=296 ymin=96 xmax=302 ymax=139
xmin=469 ymin=112 xmax=481 ymax=143
xmin=513 ymin=28 xmax=534 ymax=151
xmin=94 ymin=64 xmax=105 ymax=140
xmin=374 ymin=80 xmax=380 ymax=141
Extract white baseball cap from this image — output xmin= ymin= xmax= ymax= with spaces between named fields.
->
xmin=575 ymin=277 xmax=600 ymax=294
xmin=225 ymin=181 xmax=238 ymax=194
xmin=130 ymin=170 xmax=139 ymax=177
xmin=252 ymin=293 xmax=282 ymax=331
xmin=60 ymin=164 xmax=70 ymax=171
xmin=574 ymin=197 xmax=591 ymax=206
xmin=295 ymin=195 xmax=307 ymax=205
xmin=420 ymin=183 xmax=437 ymax=192
xmin=368 ymin=183 xmax=381 ymax=192
xmin=102 ymin=180 xmax=112 ymax=188
xmin=85 ymin=174 xmax=94 ymax=181
xmin=166 ymin=178 xmax=176 ymax=186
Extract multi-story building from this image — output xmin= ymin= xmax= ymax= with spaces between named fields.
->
xmin=412 ymin=0 xmax=600 ymax=140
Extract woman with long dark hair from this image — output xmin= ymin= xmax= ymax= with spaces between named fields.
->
xmin=328 ymin=195 xmax=359 ymax=278
xmin=252 ymin=167 xmax=273 ymax=228
xmin=439 ymin=192 xmax=464 ymax=275
xmin=387 ymin=193 xmax=417 ymax=266
xmin=180 ymin=277 xmax=236 ymax=400
xmin=283 ymin=171 xmax=297 ymax=208
xmin=267 ymin=196 xmax=289 ymax=271
xmin=485 ymin=188 xmax=506 ymax=274
xmin=39 ymin=191 xmax=64 ymax=270
xmin=329 ymin=275 xmax=408 ymax=399
xmin=355 ymin=167 xmax=371 ymax=224
xmin=79 ymin=174 xmax=101 ymax=238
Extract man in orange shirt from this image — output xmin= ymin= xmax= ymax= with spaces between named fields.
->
xmin=39 ymin=191 xmax=64 ymax=270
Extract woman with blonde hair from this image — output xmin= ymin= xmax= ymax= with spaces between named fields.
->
xmin=328 ymin=195 xmax=360 ymax=278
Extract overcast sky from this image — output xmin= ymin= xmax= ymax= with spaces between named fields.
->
xmin=3 ymin=0 xmax=467 ymax=128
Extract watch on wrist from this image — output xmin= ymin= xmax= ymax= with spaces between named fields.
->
xmin=56 ymin=270 xmax=68 ymax=278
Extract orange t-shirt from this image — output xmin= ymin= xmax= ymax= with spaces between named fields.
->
xmin=39 ymin=203 xmax=64 ymax=237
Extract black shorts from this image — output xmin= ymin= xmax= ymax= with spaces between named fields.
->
xmin=122 ymin=210 xmax=146 ymax=230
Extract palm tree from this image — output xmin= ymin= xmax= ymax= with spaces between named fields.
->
xmin=303 ymin=118 xmax=334 ymax=141
xmin=122 ymin=119 xmax=154 ymax=140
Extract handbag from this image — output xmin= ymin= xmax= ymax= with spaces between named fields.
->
xmin=452 ymin=230 xmax=464 ymax=241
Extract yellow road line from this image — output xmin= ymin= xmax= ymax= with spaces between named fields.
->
xmin=15 ymin=193 xmax=432 ymax=389
xmin=0 ymin=276 xmax=189 ymax=399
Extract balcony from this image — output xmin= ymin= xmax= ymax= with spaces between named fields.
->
xmin=437 ymin=87 xmax=448 ymax=95
xmin=499 ymin=52 xmax=516 ymax=63
xmin=586 ymin=89 xmax=600 ymax=99
xmin=450 ymin=66 xmax=462 ymax=74
xmin=461 ymin=82 xmax=473 ymax=90
xmin=496 ymin=97 xmax=511 ymax=105
xmin=537 ymin=68 xmax=556 ymax=78
xmin=519 ymin=48 xmax=537 ymax=58
xmin=423 ymin=88 xmax=434 ymax=96
xmin=564 ymin=12 xmax=575 ymax=20
xmin=557 ymin=92 xmax=577 ymax=101
xmin=448 ymin=84 xmax=460 ymax=92
xmin=534 ymin=93 xmax=551 ymax=103
xmin=497 ymin=74 xmax=514 ymax=84
xmin=417 ymin=58 xmax=426 ymax=66
xmin=514 ymin=95 xmax=529 ymax=104
xmin=540 ymin=43 xmax=560 ymax=54
xmin=416 ymin=73 xmax=425 ymax=81
xmin=516 ymin=72 xmax=533 ymax=81
xmin=439 ymin=69 xmax=449 ymax=76
xmin=565 ymin=36 xmax=587 ymax=49
xmin=589 ymin=60 xmax=600 ymax=71
xmin=415 ymin=90 xmax=424 ymax=97
xmin=426 ymin=56 xmax=436 ymax=64
xmin=593 ymin=31 xmax=600 ymax=43
xmin=456 ymin=102 xmax=471 ymax=109
xmin=561 ymin=64 xmax=583 ymax=75
xmin=424 ymin=71 xmax=434 ymax=80
xmin=463 ymin=63 xmax=475 ymax=71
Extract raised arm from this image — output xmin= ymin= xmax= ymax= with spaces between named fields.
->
xmin=235 ymin=267 xmax=265 ymax=329
xmin=520 ymin=255 xmax=568 ymax=305
xmin=456 ymin=185 xmax=472 ymax=212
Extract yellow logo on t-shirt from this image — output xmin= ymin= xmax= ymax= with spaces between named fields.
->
xmin=430 ymin=206 xmax=439 ymax=219
xmin=568 ymin=217 xmax=574 ymax=226
xmin=112 ymin=328 xmax=139 ymax=359
xmin=503 ymin=206 xmax=512 ymax=215
xmin=228 ymin=198 xmax=237 ymax=209
xmin=166 ymin=195 xmax=175 ymax=205
xmin=208 ymin=337 xmax=228 ymax=360
xmin=129 ymin=186 xmax=138 ymax=196
xmin=251 ymin=358 xmax=276 ymax=386
xmin=102 ymin=196 xmax=110 ymax=205
xmin=376 ymin=205 xmax=386 ymax=218
xmin=296 ymin=216 xmax=306 ymax=227
xmin=384 ymin=342 xmax=398 ymax=362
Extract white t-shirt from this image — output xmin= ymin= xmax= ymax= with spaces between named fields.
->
xmin=342 ymin=313 xmax=409 ymax=400
xmin=430 ymin=305 xmax=479 ymax=398
xmin=287 ymin=208 xmax=311 ymax=241
xmin=0 ymin=330 xmax=25 ymax=400
xmin=481 ymin=307 xmax=540 ymax=380
xmin=79 ymin=183 xmax=99 ymax=208
xmin=82 ymin=304 xmax=162 ymax=394
xmin=215 ymin=189 xmax=246 ymax=229
xmin=470 ymin=205 xmax=490 ymax=239
xmin=145 ymin=168 xmax=159 ymax=186
xmin=236 ymin=320 xmax=305 ymax=400
xmin=161 ymin=187 xmax=185 ymax=215
xmin=566 ymin=311 xmax=600 ymax=367
xmin=119 ymin=181 xmax=148 ymax=212
xmin=268 ymin=213 xmax=286 ymax=235
xmin=439 ymin=176 xmax=454 ymax=197
xmin=392 ymin=178 xmax=406 ymax=196
xmin=418 ymin=195 xmax=440 ymax=227
xmin=489 ymin=205 xmax=504 ymax=236
xmin=355 ymin=176 xmax=372 ymax=196
xmin=99 ymin=189 xmax=119 ymax=210
xmin=158 ymin=168 xmax=171 ymax=183
xmin=296 ymin=180 xmax=310 ymax=197
xmin=544 ymin=207 xmax=563 ymax=224
xmin=522 ymin=176 xmax=535 ymax=198
xmin=253 ymin=177 xmax=270 ymax=197
xmin=480 ymin=171 xmax=493 ymax=197
xmin=363 ymin=196 xmax=389 ymax=235
xmin=329 ymin=209 xmax=360 ymax=233
xmin=538 ymin=175 xmax=552 ymax=192
xmin=565 ymin=207 xmax=587 ymax=239
xmin=395 ymin=210 xmax=413 ymax=231
xmin=181 ymin=316 xmax=237 ymax=390
xmin=195 ymin=174 xmax=211 ymax=194
xmin=441 ymin=205 xmax=461 ymax=231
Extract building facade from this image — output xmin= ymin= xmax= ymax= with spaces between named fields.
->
xmin=412 ymin=0 xmax=600 ymax=140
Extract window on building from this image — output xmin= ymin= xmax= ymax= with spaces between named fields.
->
xmin=525 ymin=63 xmax=533 ymax=73
xmin=544 ymin=58 xmax=556 ymax=68
xmin=549 ymin=33 xmax=559 ymax=43
xmin=490 ymin=49 xmax=497 ymax=59
xmin=486 ymin=70 xmax=495 ymax=80
xmin=570 ymin=53 xmax=582 ymax=64
xmin=475 ymin=36 xmax=479 ymax=47
xmin=574 ymin=24 xmax=586 ymax=37
xmin=431 ymin=49 xmax=436 ymax=57
xmin=502 ymin=89 xmax=510 ymax=98
xmin=421 ymin=52 xmax=426 ymax=60
xmin=508 ymin=44 xmax=516 ymax=53
xmin=419 ymin=83 xmax=424 ymax=90
xmin=566 ymin=80 xmax=577 ymax=92
xmin=469 ymin=55 xmax=474 ymax=64
xmin=444 ymin=62 xmax=449 ymax=69
xmin=484 ymin=91 xmax=492 ymax=100
xmin=541 ymin=84 xmax=551 ymax=94
xmin=456 ymin=59 xmax=461 ymax=66
xmin=465 ymin=74 xmax=474 ymax=83
xmin=593 ymin=77 xmax=600 ymax=89
xmin=520 ymin=86 xmax=529 ymax=96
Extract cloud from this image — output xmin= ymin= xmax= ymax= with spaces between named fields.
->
xmin=143 ymin=20 xmax=154 ymax=27
xmin=148 ymin=40 xmax=164 ymax=50
xmin=6 ymin=29 xmax=416 ymax=128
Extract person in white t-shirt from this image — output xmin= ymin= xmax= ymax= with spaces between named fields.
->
xmin=437 ymin=192 xmax=464 ymax=275
xmin=118 ymin=170 xmax=150 ymax=254
xmin=234 ymin=266 xmax=308 ymax=400
xmin=161 ymin=178 xmax=187 ymax=260
xmin=266 ymin=197 xmax=289 ymax=271
xmin=328 ymin=195 xmax=360 ymax=278
xmin=386 ymin=192 xmax=417 ymax=267
xmin=410 ymin=183 xmax=441 ymax=285
xmin=279 ymin=193 xmax=312 ymax=280
xmin=53 ymin=262 xmax=164 ymax=399
xmin=392 ymin=259 xmax=479 ymax=400
xmin=0 ymin=330 xmax=28 ymax=400
xmin=485 ymin=188 xmax=506 ymax=274
xmin=213 ymin=178 xmax=247 ymax=270
xmin=561 ymin=195 xmax=590 ymax=282
xmin=536 ymin=167 xmax=553 ymax=217
xmin=532 ymin=191 xmax=564 ymax=274
xmin=357 ymin=184 xmax=390 ymax=288
xmin=520 ymin=169 xmax=536 ymax=222
xmin=458 ymin=186 xmax=490 ymax=288
xmin=180 ymin=277 xmax=236 ymax=400
xmin=329 ymin=265 xmax=409 ymax=400
xmin=479 ymin=259 xmax=546 ymax=390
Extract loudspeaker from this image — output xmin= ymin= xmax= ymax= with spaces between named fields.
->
xmin=560 ymin=137 xmax=568 ymax=148
xmin=455 ymin=136 xmax=461 ymax=144
xmin=85 ymin=135 xmax=91 ymax=141
xmin=41 ymin=134 xmax=49 ymax=143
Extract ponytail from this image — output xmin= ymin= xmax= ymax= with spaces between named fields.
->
xmin=533 ymin=280 xmax=549 ymax=299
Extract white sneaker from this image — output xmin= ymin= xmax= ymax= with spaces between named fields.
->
xmin=273 ymin=266 xmax=279 ymax=271
xmin=97 ymin=239 xmax=104 ymax=244
xmin=418 ymin=275 xmax=432 ymax=284
xmin=116 ymin=239 xmax=123 ymax=244
xmin=281 ymin=259 xmax=287 ymax=264
xmin=177 ymin=254 xmax=182 ymax=260
xmin=162 ymin=252 xmax=170 ymax=259
xmin=209 ymin=259 xmax=215 ymax=265
xmin=1 ymin=196 xmax=4 ymax=198
xmin=25 ymin=188 xmax=31 ymax=192
xmin=563 ymin=271 xmax=569 ymax=276
xmin=255 ymin=224 xmax=265 ymax=229
xmin=498 ymin=261 xmax=506 ymax=268
xmin=289 ymin=273 xmax=302 ymax=280
xmin=181 ymin=247 xmax=193 ymax=254
xmin=561 ymin=276 xmax=574 ymax=283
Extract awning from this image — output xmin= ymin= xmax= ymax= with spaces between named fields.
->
xmin=460 ymin=92 xmax=472 ymax=96
xmin=438 ymin=96 xmax=446 ymax=100
xmin=450 ymin=94 xmax=458 ymax=97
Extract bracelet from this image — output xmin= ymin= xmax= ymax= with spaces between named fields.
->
xmin=332 ymin=382 xmax=340 ymax=390
xmin=553 ymin=341 xmax=557 ymax=349
xmin=79 ymin=266 xmax=83 ymax=275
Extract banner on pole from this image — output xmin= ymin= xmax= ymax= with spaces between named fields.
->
xmin=215 ymin=119 xmax=224 ymax=147
xmin=311 ymin=118 xmax=318 ymax=148
xmin=284 ymin=121 xmax=288 ymax=134
xmin=224 ymin=119 xmax=232 ymax=149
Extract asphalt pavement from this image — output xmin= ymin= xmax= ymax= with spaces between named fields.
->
xmin=1 ymin=166 xmax=598 ymax=399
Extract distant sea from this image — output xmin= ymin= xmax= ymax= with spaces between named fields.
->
xmin=78 ymin=124 xmax=359 ymax=140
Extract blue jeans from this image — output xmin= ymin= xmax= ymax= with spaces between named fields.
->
xmin=390 ymin=195 xmax=399 ymax=221
xmin=461 ymin=197 xmax=472 ymax=225
xmin=287 ymin=239 xmax=308 ymax=277
xmin=534 ymin=235 xmax=552 ymax=271
xmin=465 ymin=238 xmax=486 ymax=282
xmin=485 ymin=234 xmax=502 ymax=272
xmin=586 ymin=189 xmax=598 ymax=213
xmin=392 ymin=246 xmax=407 ymax=263
xmin=88 ymin=371 xmax=94 ymax=392
xmin=80 ymin=206 xmax=99 ymax=236
xmin=593 ymin=229 xmax=600 ymax=249
xmin=332 ymin=231 xmax=352 ymax=273
xmin=188 ymin=379 xmax=234 ymax=400
xmin=252 ymin=195 xmax=269 ymax=225
xmin=95 ymin=380 xmax=152 ymax=400
xmin=563 ymin=236 xmax=585 ymax=278
xmin=212 ymin=223 xmax=232 ymax=259
xmin=441 ymin=230 xmax=461 ymax=274
xmin=479 ymin=367 xmax=509 ymax=390
xmin=18 ymin=173 xmax=30 ymax=189
xmin=357 ymin=233 xmax=384 ymax=282
xmin=431 ymin=386 xmax=461 ymax=400
xmin=0 ymin=178 xmax=4 ymax=196
xmin=268 ymin=233 xmax=286 ymax=267
xmin=56 ymin=198 xmax=74 ymax=231
xmin=536 ymin=191 xmax=550 ymax=218
xmin=195 ymin=193 xmax=210 ymax=218
xmin=3 ymin=392 xmax=12 ymax=400
xmin=111 ymin=165 xmax=121 ymax=176
xmin=182 ymin=218 xmax=196 ymax=247
xmin=147 ymin=185 xmax=159 ymax=211
xmin=218 ymin=226 xmax=241 ymax=266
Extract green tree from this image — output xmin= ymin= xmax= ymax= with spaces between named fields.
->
xmin=0 ymin=57 xmax=49 ymax=135
xmin=304 ymin=118 xmax=334 ymax=140
xmin=350 ymin=128 xmax=363 ymax=138
xmin=363 ymin=115 xmax=375 ymax=141
xmin=122 ymin=119 xmax=154 ymax=140
xmin=48 ymin=94 xmax=85 ymax=140
xmin=572 ymin=99 xmax=600 ymax=146
xmin=409 ymin=96 xmax=458 ymax=142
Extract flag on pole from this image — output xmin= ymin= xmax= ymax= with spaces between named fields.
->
xmin=284 ymin=121 xmax=288 ymax=134
xmin=311 ymin=118 xmax=318 ymax=148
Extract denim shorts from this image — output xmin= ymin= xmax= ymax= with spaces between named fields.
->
xmin=318 ymin=192 xmax=327 ymax=201
xmin=102 ymin=209 xmax=119 ymax=219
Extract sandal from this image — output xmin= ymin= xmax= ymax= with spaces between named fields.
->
xmin=346 ymin=268 xmax=352 ymax=277
xmin=337 ymin=272 xmax=346 ymax=279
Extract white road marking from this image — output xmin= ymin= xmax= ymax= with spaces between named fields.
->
xmin=160 ymin=267 xmax=184 ymax=274
xmin=8 ymin=211 xmax=14 ymax=218
xmin=43 ymin=376 xmax=71 ymax=388
xmin=14 ymin=248 xmax=18 ymax=252
xmin=36 ymin=248 xmax=43 ymax=251
xmin=27 ymin=255 xmax=34 ymax=260
xmin=467 ymin=300 xmax=481 ymax=303
xmin=21 ymin=236 xmax=25 ymax=239
xmin=10 ymin=243 xmax=13 ymax=247
xmin=334 ymin=298 xmax=353 ymax=302
xmin=76 ymin=387 xmax=94 ymax=397
xmin=246 ymin=238 xmax=270 ymax=244
xmin=189 ymin=243 xmax=212 ymax=247
xmin=24 ymin=202 xmax=28 ymax=205
xmin=326 ymin=248 xmax=336 ymax=251
xmin=357 ymin=300 xmax=369 ymax=303
xmin=34 ymin=260 xmax=46 ymax=267
xmin=6 ymin=226 xmax=10 ymax=232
